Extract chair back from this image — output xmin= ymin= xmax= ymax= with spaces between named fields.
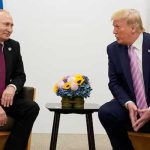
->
xmin=17 ymin=86 xmax=35 ymax=100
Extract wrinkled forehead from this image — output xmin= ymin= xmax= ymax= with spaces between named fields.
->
xmin=113 ymin=18 xmax=128 ymax=26
xmin=0 ymin=11 xmax=13 ymax=23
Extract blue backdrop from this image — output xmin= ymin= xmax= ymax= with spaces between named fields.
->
xmin=0 ymin=0 xmax=3 ymax=9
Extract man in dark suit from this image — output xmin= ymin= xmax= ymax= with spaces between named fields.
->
xmin=98 ymin=9 xmax=150 ymax=150
xmin=0 ymin=10 xmax=39 ymax=150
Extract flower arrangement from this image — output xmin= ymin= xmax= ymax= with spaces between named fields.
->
xmin=54 ymin=74 xmax=92 ymax=99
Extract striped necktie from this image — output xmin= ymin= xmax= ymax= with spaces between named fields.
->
xmin=128 ymin=45 xmax=148 ymax=110
xmin=0 ymin=44 xmax=6 ymax=97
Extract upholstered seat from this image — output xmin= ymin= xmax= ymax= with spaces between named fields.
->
xmin=0 ymin=86 xmax=35 ymax=150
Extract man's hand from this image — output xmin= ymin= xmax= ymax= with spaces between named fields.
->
xmin=133 ymin=108 xmax=150 ymax=131
xmin=0 ymin=106 xmax=7 ymax=126
xmin=127 ymin=102 xmax=138 ymax=130
xmin=1 ymin=85 xmax=16 ymax=107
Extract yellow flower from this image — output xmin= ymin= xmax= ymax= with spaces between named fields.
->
xmin=75 ymin=74 xmax=83 ymax=79
xmin=53 ymin=84 xmax=58 ymax=93
xmin=74 ymin=74 xmax=84 ymax=85
xmin=63 ymin=82 xmax=71 ymax=90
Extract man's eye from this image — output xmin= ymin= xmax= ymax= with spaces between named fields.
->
xmin=6 ymin=23 xmax=10 ymax=26
xmin=3 ymin=23 xmax=12 ymax=27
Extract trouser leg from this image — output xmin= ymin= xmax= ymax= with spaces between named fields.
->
xmin=4 ymin=98 xmax=40 ymax=150
xmin=98 ymin=99 xmax=134 ymax=150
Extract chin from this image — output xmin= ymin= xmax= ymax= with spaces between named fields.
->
xmin=117 ymin=40 xmax=122 ymax=44
xmin=117 ymin=40 xmax=126 ymax=45
xmin=3 ymin=37 xmax=10 ymax=41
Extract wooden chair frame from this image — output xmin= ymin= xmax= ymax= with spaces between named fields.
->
xmin=0 ymin=86 xmax=35 ymax=150
xmin=128 ymin=131 xmax=150 ymax=150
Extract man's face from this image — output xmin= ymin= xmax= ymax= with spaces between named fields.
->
xmin=0 ymin=12 xmax=13 ymax=42
xmin=113 ymin=19 xmax=132 ymax=45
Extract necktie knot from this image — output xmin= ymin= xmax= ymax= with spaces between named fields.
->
xmin=129 ymin=45 xmax=136 ymax=52
xmin=128 ymin=45 xmax=138 ymax=60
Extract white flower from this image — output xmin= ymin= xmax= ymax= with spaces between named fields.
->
xmin=67 ymin=76 xmax=75 ymax=83
xmin=58 ymin=81 xmax=64 ymax=88
xmin=71 ymin=83 xmax=78 ymax=91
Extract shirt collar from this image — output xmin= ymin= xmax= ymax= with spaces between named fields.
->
xmin=132 ymin=33 xmax=143 ymax=51
xmin=0 ymin=42 xmax=4 ymax=51
xmin=0 ymin=42 xmax=4 ymax=46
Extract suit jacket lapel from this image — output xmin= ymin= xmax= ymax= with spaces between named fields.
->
xmin=3 ymin=41 xmax=13 ymax=82
xmin=119 ymin=46 xmax=134 ymax=94
xmin=142 ymin=33 xmax=150 ymax=97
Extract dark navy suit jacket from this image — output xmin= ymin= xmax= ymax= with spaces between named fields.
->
xmin=107 ymin=32 xmax=150 ymax=106
xmin=3 ymin=39 xmax=26 ymax=94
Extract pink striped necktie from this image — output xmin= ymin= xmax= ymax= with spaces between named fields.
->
xmin=128 ymin=45 xmax=148 ymax=110
xmin=0 ymin=44 xmax=6 ymax=98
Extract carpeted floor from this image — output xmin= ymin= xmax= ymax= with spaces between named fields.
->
xmin=31 ymin=133 xmax=112 ymax=150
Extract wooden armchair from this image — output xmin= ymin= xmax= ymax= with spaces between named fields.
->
xmin=0 ymin=86 xmax=35 ymax=150
xmin=128 ymin=131 xmax=150 ymax=150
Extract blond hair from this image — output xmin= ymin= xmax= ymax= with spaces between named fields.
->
xmin=111 ymin=9 xmax=145 ymax=32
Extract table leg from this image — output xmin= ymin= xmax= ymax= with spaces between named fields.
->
xmin=50 ymin=112 xmax=60 ymax=150
xmin=86 ymin=113 xmax=96 ymax=150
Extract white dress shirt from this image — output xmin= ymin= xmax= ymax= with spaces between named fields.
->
xmin=125 ymin=33 xmax=146 ymax=108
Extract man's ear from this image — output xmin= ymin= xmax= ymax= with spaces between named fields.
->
xmin=131 ymin=24 xmax=137 ymax=33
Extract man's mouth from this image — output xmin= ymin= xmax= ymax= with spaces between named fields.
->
xmin=4 ymin=33 xmax=11 ymax=37
xmin=115 ymin=37 xmax=119 ymax=40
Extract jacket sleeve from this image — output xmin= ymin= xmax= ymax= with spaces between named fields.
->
xmin=9 ymin=41 xmax=26 ymax=93
xmin=107 ymin=45 xmax=132 ymax=106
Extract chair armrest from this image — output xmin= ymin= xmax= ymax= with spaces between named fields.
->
xmin=18 ymin=86 xmax=35 ymax=101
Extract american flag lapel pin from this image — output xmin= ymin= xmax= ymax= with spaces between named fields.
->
xmin=8 ymin=47 xmax=12 ymax=51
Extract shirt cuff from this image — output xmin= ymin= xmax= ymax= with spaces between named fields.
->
xmin=125 ymin=101 xmax=135 ymax=109
xmin=7 ymin=84 xmax=17 ymax=91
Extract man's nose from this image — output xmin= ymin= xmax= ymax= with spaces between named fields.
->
xmin=7 ymin=26 xmax=13 ymax=33
xmin=113 ymin=28 xmax=117 ymax=34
